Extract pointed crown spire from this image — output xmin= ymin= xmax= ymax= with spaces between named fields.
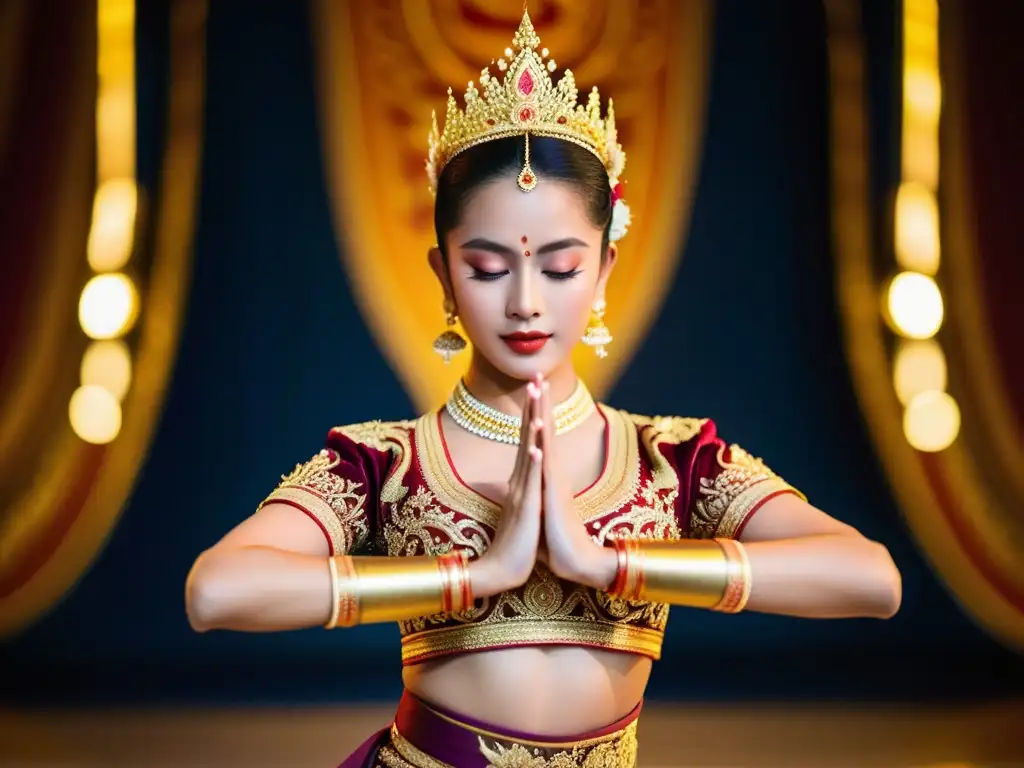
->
xmin=426 ymin=9 xmax=626 ymax=197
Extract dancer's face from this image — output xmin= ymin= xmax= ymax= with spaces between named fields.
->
xmin=431 ymin=175 xmax=616 ymax=381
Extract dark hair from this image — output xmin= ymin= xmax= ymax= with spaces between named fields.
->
xmin=434 ymin=135 xmax=613 ymax=258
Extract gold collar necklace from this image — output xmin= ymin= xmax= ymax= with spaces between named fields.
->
xmin=445 ymin=379 xmax=596 ymax=445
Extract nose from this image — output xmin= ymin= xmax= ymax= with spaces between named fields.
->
xmin=506 ymin=268 xmax=543 ymax=321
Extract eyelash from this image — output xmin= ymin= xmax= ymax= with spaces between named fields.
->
xmin=469 ymin=269 xmax=581 ymax=282
xmin=547 ymin=269 xmax=582 ymax=281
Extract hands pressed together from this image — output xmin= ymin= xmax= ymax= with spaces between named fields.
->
xmin=475 ymin=374 xmax=617 ymax=596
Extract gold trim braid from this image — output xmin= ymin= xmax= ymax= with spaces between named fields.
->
xmin=401 ymin=616 xmax=664 ymax=663
xmin=385 ymin=715 xmax=639 ymax=768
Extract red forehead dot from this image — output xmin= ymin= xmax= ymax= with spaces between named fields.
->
xmin=524 ymin=249 xmax=531 ymax=257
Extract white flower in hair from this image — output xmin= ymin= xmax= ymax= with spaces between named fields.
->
xmin=609 ymin=198 xmax=631 ymax=242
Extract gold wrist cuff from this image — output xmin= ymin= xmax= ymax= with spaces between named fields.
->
xmin=609 ymin=538 xmax=753 ymax=613
xmin=325 ymin=553 xmax=475 ymax=628
xmin=634 ymin=539 xmax=729 ymax=608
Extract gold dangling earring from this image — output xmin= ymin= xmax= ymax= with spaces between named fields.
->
xmin=581 ymin=298 xmax=612 ymax=359
xmin=433 ymin=298 xmax=467 ymax=364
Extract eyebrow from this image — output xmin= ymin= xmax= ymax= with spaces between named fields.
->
xmin=459 ymin=237 xmax=589 ymax=256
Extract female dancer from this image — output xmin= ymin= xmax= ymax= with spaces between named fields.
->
xmin=185 ymin=11 xmax=901 ymax=767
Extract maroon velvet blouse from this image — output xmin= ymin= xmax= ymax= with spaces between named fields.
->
xmin=258 ymin=405 xmax=803 ymax=665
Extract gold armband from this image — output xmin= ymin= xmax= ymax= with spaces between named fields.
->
xmin=609 ymin=538 xmax=752 ymax=613
xmin=325 ymin=551 xmax=472 ymax=629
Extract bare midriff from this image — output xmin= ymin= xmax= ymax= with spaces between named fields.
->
xmin=402 ymin=645 xmax=652 ymax=736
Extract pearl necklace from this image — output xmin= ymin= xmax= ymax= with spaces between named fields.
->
xmin=445 ymin=379 xmax=596 ymax=445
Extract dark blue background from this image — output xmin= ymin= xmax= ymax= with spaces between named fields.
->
xmin=5 ymin=0 xmax=1021 ymax=704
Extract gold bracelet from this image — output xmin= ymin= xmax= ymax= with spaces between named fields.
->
xmin=609 ymin=538 xmax=751 ymax=611
xmin=712 ymin=538 xmax=752 ymax=613
xmin=325 ymin=556 xmax=340 ymax=629
xmin=324 ymin=553 xmax=476 ymax=627
xmin=336 ymin=554 xmax=359 ymax=626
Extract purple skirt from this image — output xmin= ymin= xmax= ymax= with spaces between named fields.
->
xmin=339 ymin=689 xmax=641 ymax=767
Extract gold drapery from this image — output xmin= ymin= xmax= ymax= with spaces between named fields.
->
xmin=824 ymin=0 xmax=1024 ymax=649
xmin=0 ymin=1 xmax=207 ymax=636
xmin=312 ymin=0 xmax=712 ymax=411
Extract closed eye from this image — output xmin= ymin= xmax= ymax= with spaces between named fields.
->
xmin=469 ymin=268 xmax=510 ymax=281
xmin=544 ymin=269 xmax=582 ymax=280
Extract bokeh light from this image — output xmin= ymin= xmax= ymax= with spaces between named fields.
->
xmin=886 ymin=271 xmax=944 ymax=339
xmin=69 ymin=385 xmax=123 ymax=444
xmin=87 ymin=178 xmax=137 ymax=271
xmin=79 ymin=272 xmax=139 ymax=340
xmin=894 ymin=182 xmax=940 ymax=274
xmin=80 ymin=339 xmax=133 ymax=401
xmin=893 ymin=339 xmax=947 ymax=405
xmin=904 ymin=390 xmax=960 ymax=453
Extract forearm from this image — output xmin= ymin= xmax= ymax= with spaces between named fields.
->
xmin=742 ymin=534 xmax=901 ymax=618
xmin=186 ymin=546 xmax=508 ymax=633
xmin=590 ymin=533 xmax=901 ymax=620
xmin=185 ymin=546 xmax=333 ymax=632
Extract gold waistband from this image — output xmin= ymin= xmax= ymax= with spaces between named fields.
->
xmin=380 ymin=719 xmax=639 ymax=768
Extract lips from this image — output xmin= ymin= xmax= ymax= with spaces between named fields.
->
xmin=501 ymin=331 xmax=552 ymax=355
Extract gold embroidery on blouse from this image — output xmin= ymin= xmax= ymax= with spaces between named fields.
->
xmin=416 ymin=405 xmax=639 ymax=530
xmin=384 ymin=486 xmax=492 ymax=559
xmin=260 ymin=449 xmax=370 ymax=553
xmin=628 ymin=414 xmax=707 ymax=493
xmin=593 ymin=478 xmax=682 ymax=544
xmin=415 ymin=412 xmax=500 ymax=527
xmin=574 ymin=406 xmax=642 ymax=523
xmin=691 ymin=443 xmax=804 ymax=538
xmin=333 ymin=419 xmax=415 ymax=504
xmin=399 ymin=563 xmax=668 ymax=662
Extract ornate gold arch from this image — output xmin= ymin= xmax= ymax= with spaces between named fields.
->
xmin=824 ymin=0 xmax=1024 ymax=648
xmin=312 ymin=0 xmax=712 ymax=411
xmin=0 ymin=1 xmax=207 ymax=636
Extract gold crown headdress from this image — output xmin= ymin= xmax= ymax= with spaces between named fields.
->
xmin=426 ymin=9 xmax=631 ymax=240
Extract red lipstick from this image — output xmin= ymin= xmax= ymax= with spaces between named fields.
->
xmin=501 ymin=331 xmax=551 ymax=354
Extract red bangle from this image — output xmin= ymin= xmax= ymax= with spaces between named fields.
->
xmin=610 ymin=538 xmax=643 ymax=600
xmin=438 ymin=551 xmax=473 ymax=614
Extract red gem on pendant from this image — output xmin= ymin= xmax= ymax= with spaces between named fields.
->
xmin=522 ymin=173 xmax=534 ymax=184
xmin=518 ymin=70 xmax=535 ymax=96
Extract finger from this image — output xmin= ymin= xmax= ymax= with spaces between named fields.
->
xmin=515 ymin=382 xmax=536 ymax=451
xmin=511 ymin=384 xmax=539 ymax=490
xmin=523 ymin=444 xmax=543 ymax=512
xmin=540 ymin=379 xmax=555 ymax=452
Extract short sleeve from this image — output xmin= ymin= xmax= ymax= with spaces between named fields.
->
xmin=684 ymin=420 xmax=806 ymax=540
xmin=257 ymin=431 xmax=378 ymax=555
